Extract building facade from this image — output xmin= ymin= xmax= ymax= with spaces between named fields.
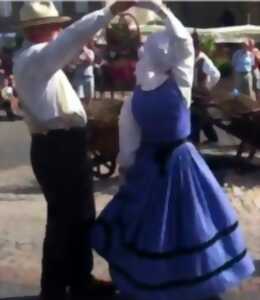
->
xmin=0 ymin=1 xmax=260 ymax=32
xmin=167 ymin=2 xmax=260 ymax=28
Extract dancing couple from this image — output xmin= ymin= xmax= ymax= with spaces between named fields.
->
xmin=13 ymin=1 xmax=254 ymax=300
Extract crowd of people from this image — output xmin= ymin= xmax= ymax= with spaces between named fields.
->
xmin=64 ymin=39 xmax=137 ymax=105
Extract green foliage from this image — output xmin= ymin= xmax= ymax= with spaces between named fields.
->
xmin=214 ymin=58 xmax=233 ymax=78
xmin=200 ymin=35 xmax=216 ymax=58
xmin=199 ymin=35 xmax=232 ymax=77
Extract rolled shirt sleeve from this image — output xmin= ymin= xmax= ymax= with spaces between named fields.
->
xmin=202 ymin=55 xmax=221 ymax=89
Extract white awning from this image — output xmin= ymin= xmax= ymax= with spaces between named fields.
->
xmin=188 ymin=24 xmax=260 ymax=43
xmin=140 ymin=24 xmax=260 ymax=43
xmin=95 ymin=24 xmax=260 ymax=45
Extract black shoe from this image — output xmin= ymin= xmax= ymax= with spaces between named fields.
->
xmin=69 ymin=275 xmax=117 ymax=300
xmin=39 ymin=291 xmax=67 ymax=300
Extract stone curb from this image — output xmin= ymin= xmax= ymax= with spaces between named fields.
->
xmin=0 ymin=194 xmax=43 ymax=202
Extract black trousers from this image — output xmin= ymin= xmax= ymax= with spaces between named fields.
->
xmin=190 ymin=104 xmax=218 ymax=144
xmin=30 ymin=128 xmax=95 ymax=300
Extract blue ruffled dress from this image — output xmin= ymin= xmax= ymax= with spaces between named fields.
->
xmin=92 ymin=79 xmax=254 ymax=300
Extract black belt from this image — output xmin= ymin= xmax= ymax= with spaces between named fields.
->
xmin=32 ymin=127 xmax=86 ymax=138
xmin=154 ymin=138 xmax=188 ymax=175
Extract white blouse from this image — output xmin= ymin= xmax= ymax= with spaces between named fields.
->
xmin=118 ymin=3 xmax=194 ymax=170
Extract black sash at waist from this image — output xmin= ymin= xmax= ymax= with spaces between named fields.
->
xmin=154 ymin=138 xmax=188 ymax=175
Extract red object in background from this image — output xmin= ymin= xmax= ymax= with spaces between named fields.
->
xmin=108 ymin=58 xmax=136 ymax=88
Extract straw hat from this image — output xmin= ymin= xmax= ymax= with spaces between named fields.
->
xmin=19 ymin=1 xmax=71 ymax=29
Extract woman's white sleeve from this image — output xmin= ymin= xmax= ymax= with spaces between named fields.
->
xmin=117 ymin=96 xmax=141 ymax=169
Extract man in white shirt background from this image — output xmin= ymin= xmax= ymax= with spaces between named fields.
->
xmin=13 ymin=2 xmax=133 ymax=300
xmin=71 ymin=45 xmax=95 ymax=106
xmin=190 ymin=31 xmax=221 ymax=145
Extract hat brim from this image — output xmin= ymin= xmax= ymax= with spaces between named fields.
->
xmin=18 ymin=16 xmax=71 ymax=29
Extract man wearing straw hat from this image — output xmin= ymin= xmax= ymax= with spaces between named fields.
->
xmin=13 ymin=1 xmax=134 ymax=300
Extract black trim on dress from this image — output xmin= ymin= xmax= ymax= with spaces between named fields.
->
xmin=96 ymin=219 xmax=239 ymax=259
xmin=110 ymin=249 xmax=247 ymax=289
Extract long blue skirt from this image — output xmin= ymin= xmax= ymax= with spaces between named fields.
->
xmin=92 ymin=142 xmax=254 ymax=300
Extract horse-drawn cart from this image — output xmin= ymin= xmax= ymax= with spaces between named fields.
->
xmin=85 ymin=13 xmax=140 ymax=179
xmin=86 ymin=98 xmax=123 ymax=179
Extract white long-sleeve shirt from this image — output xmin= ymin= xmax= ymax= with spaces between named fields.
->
xmin=13 ymin=7 xmax=113 ymax=133
xmin=193 ymin=52 xmax=220 ymax=90
xmin=118 ymin=4 xmax=194 ymax=169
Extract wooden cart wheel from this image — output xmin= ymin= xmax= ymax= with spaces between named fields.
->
xmin=90 ymin=150 xmax=117 ymax=179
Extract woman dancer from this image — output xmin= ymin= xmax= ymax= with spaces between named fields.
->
xmin=92 ymin=2 xmax=254 ymax=300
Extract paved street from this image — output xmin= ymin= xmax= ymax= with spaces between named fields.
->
xmin=1 ymin=121 xmax=260 ymax=299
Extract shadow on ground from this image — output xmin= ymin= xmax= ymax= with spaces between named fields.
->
xmin=0 ymin=178 xmax=41 ymax=195
xmin=0 ymin=186 xmax=41 ymax=195
xmin=94 ymin=176 xmax=119 ymax=196
xmin=204 ymin=154 xmax=260 ymax=187
xmin=0 ymin=116 xmax=23 ymax=122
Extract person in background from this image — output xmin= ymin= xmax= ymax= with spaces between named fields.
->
xmin=191 ymin=31 xmax=221 ymax=145
xmin=232 ymin=40 xmax=255 ymax=99
xmin=92 ymin=2 xmax=254 ymax=300
xmin=0 ymin=58 xmax=6 ymax=87
xmin=92 ymin=41 xmax=107 ymax=99
xmin=72 ymin=45 xmax=95 ymax=106
xmin=13 ymin=1 xmax=134 ymax=300
xmin=0 ymin=47 xmax=13 ymax=76
xmin=247 ymin=38 xmax=260 ymax=100
xmin=0 ymin=77 xmax=22 ymax=120
xmin=8 ymin=74 xmax=22 ymax=116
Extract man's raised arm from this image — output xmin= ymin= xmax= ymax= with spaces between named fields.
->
xmin=31 ymin=1 xmax=134 ymax=79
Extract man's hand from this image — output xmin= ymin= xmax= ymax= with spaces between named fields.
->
xmin=110 ymin=1 xmax=135 ymax=16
